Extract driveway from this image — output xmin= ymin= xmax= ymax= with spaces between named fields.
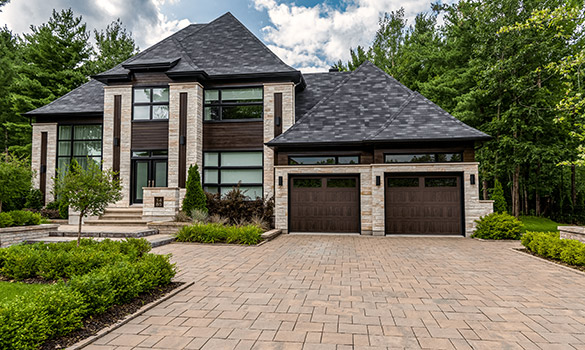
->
xmin=88 ymin=235 xmax=585 ymax=350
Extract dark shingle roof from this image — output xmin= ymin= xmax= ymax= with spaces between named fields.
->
xmin=25 ymin=79 xmax=105 ymax=116
xmin=295 ymin=71 xmax=351 ymax=120
xmin=269 ymin=61 xmax=490 ymax=146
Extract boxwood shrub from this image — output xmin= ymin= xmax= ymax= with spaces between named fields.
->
xmin=176 ymin=222 xmax=263 ymax=245
xmin=0 ymin=210 xmax=42 ymax=228
xmin=522 ymin=231 xmax=585 ymax=266
xmin=472 ymin=212 xmax=524 ymax=240
xmin=0 ymin=239 xmax=176 ymax=350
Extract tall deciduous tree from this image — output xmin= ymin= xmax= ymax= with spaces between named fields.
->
xmin=0 ymin=155 xmax=32 ymax=213
xmin=85 ymin=18 xmax=138 ymax=76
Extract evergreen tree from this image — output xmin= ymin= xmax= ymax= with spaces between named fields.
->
xmin=492 ymin=180 xmax=507 ymax=213
xmin=85 ymin=18 xmax=138 ymax=76
xmin=182 ymin=165 xmax=207 ymax=214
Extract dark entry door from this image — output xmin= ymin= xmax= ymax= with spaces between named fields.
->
xmin=132 ymin=159 xmax=167 ymax=204
xmin=289 ymin=176 xmax=360 ymax=233
xmin=385 ymin=174 xmax=462 ymax=235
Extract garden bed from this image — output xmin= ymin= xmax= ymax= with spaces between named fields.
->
xmin=516 ymin=248 xmax=585 ymax=273
xmin=520 ymin=231 xmax=585 ymax=272
xmin=175 ymin=222 xmax=265 ymax=245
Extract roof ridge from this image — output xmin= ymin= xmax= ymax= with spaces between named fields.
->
xmin=365 ymin=93 xmax=417 ymax=140
xmin=416 ymin=93 xmax=488 ymax=136
xmin=31 ymin=79 xmax=101 ymax=112
xmin=170 ymin=37 xmax=201 ymax=71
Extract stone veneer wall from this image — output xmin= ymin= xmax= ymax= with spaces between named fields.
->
xmin=31 ymin=123 xmax=58 ymax=203
xmin=103 ymin=86 xmax=132 ymax=207
xmin=0 ymin=224 xmax=59 ymax=248
xmin=142 ymin=187 xmax=181 ymax=222
xmin=274 ymin=162 xmax=493 ymax=237
xmin=559 ymin=226 xmax=585 ymax=243
xmin=263 ymin=83 xmax=295 ymax=199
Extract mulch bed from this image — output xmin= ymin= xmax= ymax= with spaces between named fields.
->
xmin=516 ymin=248 xmax=585 ymax=273
xmin=40 ymin=282 xmax=183 ymax=350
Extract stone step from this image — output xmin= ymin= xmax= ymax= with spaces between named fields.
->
xmin=50 ymin=229 xmax=159 ymax=238
xmin=103 ymin=207 xmax=143 ymax=214
xmin=29 ymin=233 xmax=174 ymax=247
xmin=85 ymin=219 xmax=147 ymax=226
xmin=100 ymin=213 xmax=144 ymax=219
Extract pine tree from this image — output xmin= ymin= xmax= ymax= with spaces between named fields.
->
xmin=85 ymin=18 xmax=138 ymax=76
xmin=492 ymin=179 xmax=507 ymax=213
xmin=182 ymin=165 xmax=207 ymax=214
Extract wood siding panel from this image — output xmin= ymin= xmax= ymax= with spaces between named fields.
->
xmin=203 ymin=121 xmax=263 ymax=150
xmin=274 ymin=93 xmax=283 ymax=137
xmin=179 ymin=92 xmax=187 ymax=188
xmin=40 ymin=132 xmax=47 ymax=204
xmin=113 ymin=95 xmax=121 ymax=176
xmin=131 ymin=121 xmax=169 ymax=150
xmin=109 ymin=72 xmax=173 ymax=86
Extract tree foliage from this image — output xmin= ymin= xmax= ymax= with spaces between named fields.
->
xmin=53 ymin=160 xmax=122 ymax=246
xmin=85 ymin=18 xmax=138 ymax=76
xmin=182 ymin=165 xmax=207 ymax=214
xmin=492 ymin=179 xmax=507 ymax=213
xmin=0 ymin=155 xmax=32 ymax=213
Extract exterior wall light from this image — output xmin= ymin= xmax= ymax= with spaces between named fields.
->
xmin=278 ymin=176 xmax=283 ymax=186
xmin=376 ymin=176 xmax=381 ymax=186
xmin=470 ymin=174 xmax=476 ymax=185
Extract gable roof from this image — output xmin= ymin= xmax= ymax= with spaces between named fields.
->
xmin=268 ymin=61 xmax=490 ymax=146
xmin=295 ymin=71 xmax=351 ymax=120
xmin=25 ymin=79 xmax=105 ymax=116
xmin=94 ymin=13 xmax=298 ymax=81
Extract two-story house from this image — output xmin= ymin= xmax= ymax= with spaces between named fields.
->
xmin=26 ymin=12 xmax=493 ymax=236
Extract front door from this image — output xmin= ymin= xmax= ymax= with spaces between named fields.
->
xmin=132 ymin=153 xmax=168 ymax=204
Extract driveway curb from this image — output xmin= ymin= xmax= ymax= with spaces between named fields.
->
xmin=510 ymin=248 xmax=585 ymax=277
xmin=66 ymin=281 xmax=194 ymax=350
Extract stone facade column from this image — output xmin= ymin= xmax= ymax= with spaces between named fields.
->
xmin=263 ymin=82 xmax=295 ymax=199
xmin=103 ymin=86 xmax=132 ymax=206
xmin=31 ymin=123 xmax=57 ymax=203
xmin=169 ymin=82 xmax=203 ymax=188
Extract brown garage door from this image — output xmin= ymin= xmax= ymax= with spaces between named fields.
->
xmin=289 ymin=176 xmax=360 ymax=233
xmin=385 ymin=175 xmax=462 ymax=235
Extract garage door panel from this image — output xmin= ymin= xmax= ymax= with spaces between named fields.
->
xmin=290 ymin=176 xmax=360 ymax=233
xmin=385 ymin=175 xmax=462 ymax=235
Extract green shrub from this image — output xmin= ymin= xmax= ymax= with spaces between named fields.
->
xmin=24 ymin=189 xmax=44 ymax=210
xmin=182 ymin=164 xmax=207 ymax=215
xmin=58 ymin=201 xmax=69 ymax=219
xmin=0 ymin=212 xmax=14 ymax=228
xmin=176 ymin=222 xmax=263 ymax=245
xmin=45 ymin=201 xmax=61 ymax=211
xmin=522 ymin=231 xmax=585 ymax=266
xmin=472 ymin=212 xmax=523 ymax=240
xmin=491 ymin=179 xmax=507 ymax=213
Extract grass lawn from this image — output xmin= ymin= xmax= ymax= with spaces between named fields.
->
xmin=520 ymin=215 xmax=561 ymax=233
xmin=0 ymin=281 xmax=48 ymax=305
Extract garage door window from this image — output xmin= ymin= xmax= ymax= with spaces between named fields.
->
xmin=425 ymin=178 xmax=458 ymax=187
xmin=327 ymin=178 xmax=357 ymax=188
xmin=293 ymin=178 xmax=322 ymax=188
xmin=203 ymin=151 xmax=263 ymax=198
xmin=388 ymin=178 xmax=419 ymax=187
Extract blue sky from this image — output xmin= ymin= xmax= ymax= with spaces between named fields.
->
xmin=0 ymin=0 xmax=442 ymax=72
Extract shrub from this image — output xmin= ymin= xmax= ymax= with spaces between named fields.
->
xmin=0 ymin=154 xmax=32 ymax=213
xmin=182 ymin=165 xmax=207 ymax=214
xmin=40 ymin=208 xmax=60 ymax=219
xmin=174 ymin=211 xmax=192 ymax=222
xmin=191 ymin=208 xmax=209 ymax=223
xmin=24 ymin=189 xmax=44 ymax=210
xmin=472 ymin=212 xmax=523 ymax=240
xmin=58 ymin=201 xmax=69 ymax=219
xmin=176 ymin=222 xmax=263 ymax=245
xmin=45 ymin=201 xmax=60 ymax=211
xmin=0 ymin=212 xmax=13 ymax=228
xmin=205 ymin=186 xmax=274 ymax=227
xmin=522 ymin=231 xmax=585 ymax=266
xmin=8 ymin=210 xmax=42 ymax=226
xmin=491 ymin=179 xmax=507 ymax=213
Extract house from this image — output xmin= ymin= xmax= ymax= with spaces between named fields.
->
xmin=26 ymin=12 xmax=493 ymax=236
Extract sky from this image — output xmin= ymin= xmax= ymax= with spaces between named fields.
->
xmin=0 ymin=0 xmax=444 ymax=73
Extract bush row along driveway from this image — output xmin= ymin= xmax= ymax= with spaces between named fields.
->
xmin=88 ymin=235 xmax=585 ymax=350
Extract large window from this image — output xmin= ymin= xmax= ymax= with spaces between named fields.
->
xmin=384 ymin=153 xmax=462 ymax=163
xmin=57 ymin=125 xmax=102 ymax=173
xmin=288 ymin=155 xmax=359 ymax=165
xmin=204 ymin=87 xmax=263 ymax=121
xmin=133 ymin=87 xmax=169 ymax=120
xmin=203 ymin=151 xmax=263 ymax=198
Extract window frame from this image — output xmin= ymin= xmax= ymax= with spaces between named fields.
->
xmin=288 ymin=155 xmax=360 ymax=165
xmin=56 ymin=124 xmax=103 ymax=174
xmin=132 ymin=86 xmax=170 ymax=122
xmin=203 ymin=150 xmax=264 ymax=198
xmin=203 ymin=86 xmax=264 ymax=122
xmin=383 ymin=152 xmax=463 ymax=164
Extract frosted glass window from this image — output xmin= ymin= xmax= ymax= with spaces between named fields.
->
xmin=221 ymin=152 xmax=262 ymax=166
xmin=204 ymin=169 xmax=218 ymax=183
xmin=203 ymin=151 xmax=263 ymax=198
xmin=152 ymin=105 xmax=169 ymax=119
xmin=204 ymin=152 xmax=218 ymax=166
xmin=134 ymin=89 xmax=150 ymax=103
xmin=221 ymin=88 xmax=263 ymax=103
xmin=205 ymin=90 xmax=219 ymax=103
xmin=133 ymin=106 xmax=150 ymax=120
xmin=221 ymin=169 xmax=262 ymax=183
xmin=152 ymin=88 xmax=169 ymax=102
xmin=133 ymin=87 xmax=169 ymax=120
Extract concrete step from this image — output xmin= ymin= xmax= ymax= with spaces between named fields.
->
xmin=85 ymin=219 xmax=147 ymax=226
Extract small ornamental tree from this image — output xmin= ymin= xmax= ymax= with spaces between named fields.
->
xmin=182 ymin=164 xmax=207 ymax=215
xmin=0 ymin=154 xmax=32 ymax=212
xmin=53 ymin=160 xmax=122 ymax=246
xmin=491 ymin=179 xmax=507 ymax=213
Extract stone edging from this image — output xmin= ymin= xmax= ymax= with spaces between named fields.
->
xmin=66 ymin=281 xmax=194 ymax=350
xmin=510 ymin=248 xmax=585 ymax=278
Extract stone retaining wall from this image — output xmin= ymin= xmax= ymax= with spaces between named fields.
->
xmin=559 ymin=226 xmax=585 ymax=243
xmin=148 ymin=221 xmax=190 ymax=235
xmin=0 ymin=224 xmax=59 ymax=248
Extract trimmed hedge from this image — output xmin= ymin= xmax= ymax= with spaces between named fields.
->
xmin=0 ymin=239 xmax=176 ymax=350
xmin=522 ymin=231 xmax=585 ymax=266
xmin=472 ymin=212 xmax=523 ymax=240
xmin=175 ymin=222 xmax=263 ymax=245
xmin=0 ymin=210 xmax=42 ymax=228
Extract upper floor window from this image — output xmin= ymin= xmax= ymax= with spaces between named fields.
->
xmin=384 ymin=153 xmax=462 ymax=163
xmin=57 ymin=124 xmax=102 ymax=174
xmin=289 ymin=155 xmax=359 ymax=165
xmin=133 ymin=87 xmax=169 ymax=120
xmin=204 ymin=87 xmax=263 ymax=121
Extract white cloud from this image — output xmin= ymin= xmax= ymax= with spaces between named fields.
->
xmin=0 ymin=0 xmax=190 ymax=49
xmin=253 ymin=0 xmax=432 ymax=71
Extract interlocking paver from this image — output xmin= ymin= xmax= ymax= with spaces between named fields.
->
xmin=91 ymin=236 xmax=585 ymax=350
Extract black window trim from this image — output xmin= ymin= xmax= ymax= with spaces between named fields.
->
xmin=203 ymin=86 xmax=264 ymax=122
xmin=203 ymin=150 xmax=264 ymax=198
xmin=56 ymin=123 xmax=103 ymax=175
xmin=288 ymin=155 xmax=361 ymax=166
xmin=383 ymin=152 xmax=463 ymax=163
xmin=132 ymin=86 xmax=170 ymax=122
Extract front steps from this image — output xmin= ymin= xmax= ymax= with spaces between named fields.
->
xmin=84 ymin=207 xmax=146 ymax=227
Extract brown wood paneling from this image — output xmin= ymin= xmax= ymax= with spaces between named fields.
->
xmin=113 ymin=95 xmax=122 ymax=176
xmin=34 ymin=115 xmax=103 ymax=124
xmin=385 ymin=174 xmax=462 ymax=235
xmin=179 ymin=92 xmax=188 ymax=188
xmin=274 ymin=93 xmax=283 ymax=137
xmin=289 ymin=176 xmax=360 ymax=233
xmin=203 ymin=121 xmax=263 ymax=150
xmin=463 ymin=148 xmax=475 ymax=162
xmin=109 ymin=72 xmax=173 ymax=86
xmin=40 ymin=132 xmax=47 ymax=204
xmin=131 ymin=121 xmax=169 ymax=150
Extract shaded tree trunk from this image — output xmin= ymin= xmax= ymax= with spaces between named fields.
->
xmin=77 ymin=210 xmax=84 ymax=247
xmin=535 ymin=163 xmax=541 ymax=216
xmin=482 ymin=180 xmax=488 ymax=200
xmin=512 ymin=165 xmax=520 ymax=218
xmin=571 ymin=164 xmax=576 ymax=206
